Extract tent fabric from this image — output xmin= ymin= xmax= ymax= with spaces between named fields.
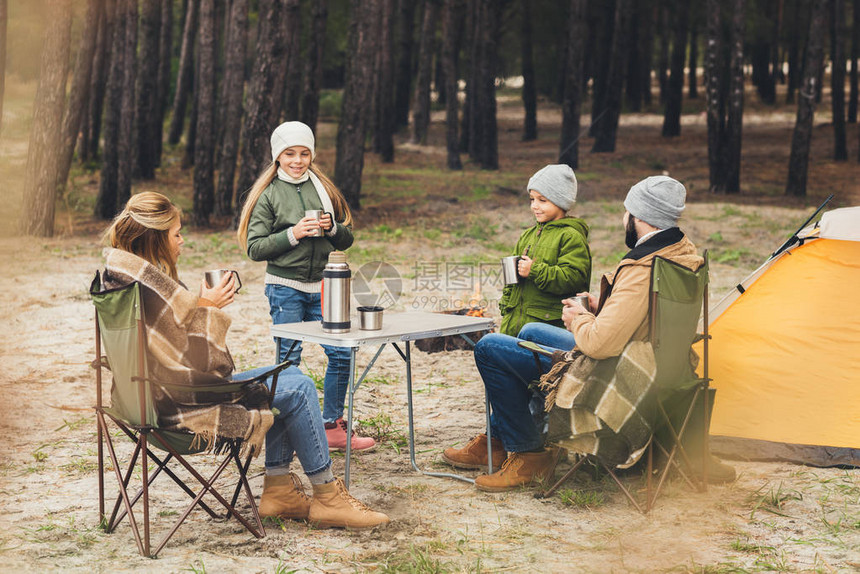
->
xmin=699 ymin=207 xmax=860 ymax=467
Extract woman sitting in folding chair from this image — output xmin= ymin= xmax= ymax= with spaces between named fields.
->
xmin=101 ymin=192 xmax=388 ymax=530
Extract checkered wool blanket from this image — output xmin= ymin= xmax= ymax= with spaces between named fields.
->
xmin=102 ymin=248 xmax=272 ymax=456
xmin=538 ymin=340 xmax=657 ymax=468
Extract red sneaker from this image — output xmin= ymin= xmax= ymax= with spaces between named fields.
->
xmin=324 ymin=417 xmax=376 ymax=452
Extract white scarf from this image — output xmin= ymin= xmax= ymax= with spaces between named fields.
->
xmin=277 ymin=168 xmax=335 ymax=215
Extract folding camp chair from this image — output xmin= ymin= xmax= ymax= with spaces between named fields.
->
xmin=529 ymin=252 xmax=711 ymax=513
xmin=90 ymin=273 xmax=290 ymax=557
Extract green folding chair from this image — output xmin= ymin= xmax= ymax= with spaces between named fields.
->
xmin=533 ymin=252 xmax=712 ymax=513
xmin=90 ymin=273 xmax=289 ymax=557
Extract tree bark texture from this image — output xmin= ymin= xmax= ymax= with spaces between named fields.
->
xmin=268 ymin=0 xmax=291 ymax=127
xmin=0 ymin=0 xmax=7 ymax=136
xmin=281 ymin=0 xmax=301 ymax=121
xmin=662 ymin=0 xmax=690 ymax=136
xmin=116 ymin=0 xmax=138 ymax=209
xmin=625 ymin=0 xmax=643 ymax=112
xmin=460 ymin=0 xmax=476 ymax=153
xmin=191 ymin=0 xmax=216 ymax=226
xmin=786 ymin=0 xmax=829 ymax=196
xmin=830 ymin=0 xmax=847 ymax=160
xmin=466 ymin=0 xmax=498 ymax=169
xmin=234 ymin=0 xmax=287 ymax=215
xmin=849 ymin=0 xmax=858 ymax=122
xmin=81 ymin=0 xmax=112 ymax=163
xmin=559 ymin=0 xmax=586 ymax=169
xmin=658 ymin=4 xmax=670 ymax=103
xmin=335 ymin=0 xmax=379 ymax=208
xmin=590 ymin=0 xmax=616 ymax=137
xmin=640 ymin=1 xmax=655 ymax=107
xmin=168 ymin=0 xmax=198 ymax=145
xmin=520 ymin=0 xmax=538 ymax=140
xmin=442 ymin=0 xmax=463 ymax=169
xmin=592 ymin=0 xmax=630 ymax=153
xmin=134 ymin=0 xmax=162 ymax=180
xmin=215 ymin=0 xmax=247 ymax=216
xmin=411 ymin=0 xmax=439 ymax=144
xmin=23 ymin=0 xmax=72 ymax=236
xmin=57 ymin=0 xmax=102 ymax=195
xmin=724 ymin=0 xmax=745 ymax=192
xmin=688 ymin=10 xmax=699 ymax=98
xmin=300 ymin=0 xmax=327 ymax=131
xmin=374 ymin=0 xmax=396 ymax=162
xmin=155 ymin=0 xmax=173 ymax=164
xmin=394 ymin=0 xmax=417 ymax=129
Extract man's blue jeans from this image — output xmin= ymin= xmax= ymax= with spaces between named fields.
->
xmin=475 ymin=322 xmax=576 ymax=453
xmin=265 ymin=284 xmax=351 ymax=424
xmin=232 ymin=365 xmax=332 ymax=476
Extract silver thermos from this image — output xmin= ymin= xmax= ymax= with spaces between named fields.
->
xmin=322 ymin=251 xmax=351 ymax=333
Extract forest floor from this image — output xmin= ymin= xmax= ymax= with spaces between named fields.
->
xmin=1 ymin=84 xmax=859 ymax=573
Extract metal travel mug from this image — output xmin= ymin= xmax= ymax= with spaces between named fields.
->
xmin=322 ymin=251 xmax=351 ymax=333
xmin=357 ymin=306 xmax=384 ymax=330
xmin=501 ymin=256 xmax=521 ymax=285
xmin=305 ymin=210 xmax=323 ymax=237
xmin=204 ymin=269 xmax=242 ymax=293
xmin=569 ymin=294 xmax=590 ymax=312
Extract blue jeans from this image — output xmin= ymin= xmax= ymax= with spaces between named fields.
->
xmin=232 ymin=365 xmax=332 ymax=475
xmin=265 ymin=284 xmax=352 ymax=423
xmin=475 ymin=322 xmax=577 ymax=453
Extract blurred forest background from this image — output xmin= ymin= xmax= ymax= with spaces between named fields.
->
xmin=1 ymin=0 xmax=858 ymax=238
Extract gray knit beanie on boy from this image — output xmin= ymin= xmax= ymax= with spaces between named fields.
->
xmin=623 ymin=175 xmax=686 ymax=230
xmin=527 ymin=164 xmax=578 ymax=211
xmin=270 ymin=121 xmax=316 ymax=162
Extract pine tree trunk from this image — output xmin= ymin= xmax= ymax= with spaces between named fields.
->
xmin=215 ymin=0 xmax=247 ymax=216
xmin=234 ymin=0 xmax=286 ymax=218
xmin=658 ymin=4 xmax=670 ymax=103
xmin=0 ymin=0 xmax=7 ymax=136
xmin=662 ymin=0 xmax=690 ymax=136
xmin=168 ymin=0 xmax=198 ymax=145
xmin=640 ymin=1 xmax=655 ymax=107
xmin=462 ymin=0 xmax=477 ymax=155
xmin=559 ymin=0 xmax=586 ymax=168
xmin=268 ymin=0 xmax=291 ymax=127
xmin=442 ymin=0 xmax=463 ymax=169
xmin=786 ymin=0 xmax=801 ymax=104
xmin=688 ymin=12 xmax=699 ymax=98
xmin=435 ymin=37 xmax=446 ymax=106
xmin=704 ymin=0 xmax=724 ymax=191
xmin=786 ymin=0 xmax=829 ymax=196
xmin=116 ymin=0 xmax=138 ymax=209
xmin=592 ymin=0 xmax=630 ymax=152
xmin=134 ymin=0 xmax=162 ymax=180
xmin=282 ymin=0 xmax=301 ymax=121
xmin=590 ymin=0 xmax=616 ymax=137
xmin=300 ymin=0 xmax=327 ymax=131
xmin=155 ymin=0 xmax=173 ymax=164
xmin=394 ymin=0 xmax=418 ymax=129
xmin=81 ymin=0 xmax=111 ymax=163
xmin=411 ymin=0 xmax=439 ymax=144
xmin=724 ymin=0 xmax=745 ymax=192
xmin=23 ymin=0 xmax=72 ymax=236
xmin=848 ymin=0 xmax=858 ymax=122
xmin=57 ymin=0 xmax=102 ymax=195
xmin=520 ymin=0 xmax=538 ymax=141
xmin=470 ymin=0 xmax=498 ymax=169
xmin=625 ymin=0 xmax=643 ymax=112
xmin=831 ymin=0 xmax=847 ymax=160
xmin=375 ymin=0 xmax=396 ymax=162
xmin=335 ymin=0 xmax=379 ymax=208
xmin=192 ymin=0 xmax=216 ymax=226
xmin=770 ymin=0 xmax=783 ymax=95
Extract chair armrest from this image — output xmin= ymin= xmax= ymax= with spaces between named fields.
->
xmin=517 ymin=340 xmax=554 ymax=358
xmin=229 ymin=360 xmax=293 ymax=385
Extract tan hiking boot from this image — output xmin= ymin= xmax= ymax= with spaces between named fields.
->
xmin=309 ymin=478 xmax=390 ymax=530
xmin=441 ymin=434 xmax=507 ymax=471
xmin=258 ymin=472 xmax=311 ymax=520
xmin=474 ymin=448 xmax=559 ymax=492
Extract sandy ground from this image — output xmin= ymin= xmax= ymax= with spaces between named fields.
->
xmin=1 ymin=196 xmax=858 ymax=573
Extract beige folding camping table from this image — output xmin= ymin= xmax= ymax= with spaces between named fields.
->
xmin=271 ymin=311 xmax=496 ymax=487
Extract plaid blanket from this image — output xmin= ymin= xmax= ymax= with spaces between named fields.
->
xmin=538 ymin=340 xmax=657 ymax=468
xmin=102 ymin=248 xmax=272 ymax=456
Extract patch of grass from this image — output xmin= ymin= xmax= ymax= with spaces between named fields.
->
xmin=184 ymin=559 xmax=207 ymax=574
xmin=423 ymin=228 xmax=442 ymax=241
xmin=376 ymin=544 xmax=452 ymax=574
xmin=356 ymin=412 xmax=408 ymax=453
xmin=712 ymin=248 xmax=755 ymax=265
xmin=708 ymin=231 xmax=724 ymax=243
xmin=32 ymin=449 xmax=48 ymax=463
xmin=54 ymin=415 xmax=91 ymax=432
xmin=597 ymin=250 xmax=627 ymax=266
xmin=559 ymin=488 xmax=606 ymax=508
xmin=747 ymin=481 xmax=803 ymax=519
xmin=60 ymin=458 xmax=98 ymax=474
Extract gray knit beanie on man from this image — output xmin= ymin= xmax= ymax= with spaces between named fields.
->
xmin=527 ymin=164 xmax=578 ymax=212
xmin=270 ymin=121 xmax=316 ymax=162
xmin=623 ymin=175 xmax=686 ymax=230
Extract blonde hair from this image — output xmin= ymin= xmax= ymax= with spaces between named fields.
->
xmin=103 ymin=192 xmax=182 ymax=280
xmin=237 ymin=161 xmax=353 ymax=251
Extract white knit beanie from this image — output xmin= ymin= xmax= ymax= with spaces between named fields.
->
xmin=270 ymin=121 xmax=316 ymax=162
xmin=623 ymin=175 xmax=686 ymax=230
xmin=527 ymin=164 xmax=578 ymax=211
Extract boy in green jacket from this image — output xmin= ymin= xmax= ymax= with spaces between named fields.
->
xmin=498 ymin=164 xmax=592 ymax=336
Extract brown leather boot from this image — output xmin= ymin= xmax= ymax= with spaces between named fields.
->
xmin=474 ymin=448 xmax=559 ymax=492
xmin=258 ymin=472 xmax=311 ymax=520
xmin=309 ymin=479 xmax=390 ymax=530
xmin=441 ymin=434 xmax=507 ymax=471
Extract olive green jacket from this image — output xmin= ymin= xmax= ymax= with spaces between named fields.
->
xmin=245 ymin=179 xmax=354 ymax=281
xmin=499 ymin=217 xmax=591 ymax=336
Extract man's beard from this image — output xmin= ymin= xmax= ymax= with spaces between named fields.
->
xmin=625 ymin=215 xmax=638 ymax=249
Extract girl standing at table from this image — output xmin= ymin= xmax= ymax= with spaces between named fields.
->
xmin=237 ymin=121 xmax=375 ymax=452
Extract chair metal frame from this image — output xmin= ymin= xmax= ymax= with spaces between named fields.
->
xmin=92 ymin=279 xmax=289 ymax=557
xmin=533 ymin=252 xmax=711 ymax=513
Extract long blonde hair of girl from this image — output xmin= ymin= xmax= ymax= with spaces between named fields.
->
xmin=103 ymin=192 xmax=183 ymax=281
xmin=236 ymin=162 xmax=353 ymax=251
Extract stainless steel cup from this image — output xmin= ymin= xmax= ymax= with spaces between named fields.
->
xmin=357 ymin=306 xmax=384 ymax=330
xmin=305 ymin=209 xmax=323 ymax=237
xmin=204 ymin=269 xmax=242 ymax=293
xmin=569 ymin=294 xmax=590 ymax=312
xmin=501 ymin=256 xmax=521 ymax=285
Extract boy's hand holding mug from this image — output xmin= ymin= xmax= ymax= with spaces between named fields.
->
xmin=517 ymin=255 xmax=533 ymax=278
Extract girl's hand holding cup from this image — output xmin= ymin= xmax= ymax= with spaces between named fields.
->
xmin=200 ymin=272 xmax=236 ymax=309
xmin=319 ymin=212 xmax=334 ymax=232
xmin=293 ymin=214 xmax=323 ymax=239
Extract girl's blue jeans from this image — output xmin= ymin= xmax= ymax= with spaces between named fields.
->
xmin=231 ymin=365 xmax=331 ymax=475
xmin=265 ymin=284 xmax=351 ymax=424
xmin=475 ymin=322 xmax=577 ymax=453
